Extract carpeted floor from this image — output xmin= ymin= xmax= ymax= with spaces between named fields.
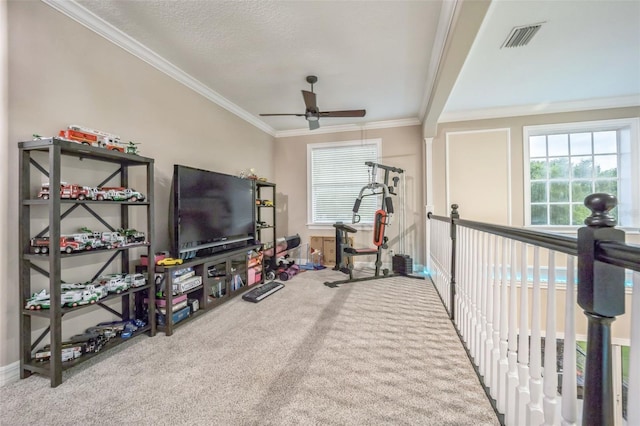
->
xmin=0 ymin=268 xmax=499 ymax=425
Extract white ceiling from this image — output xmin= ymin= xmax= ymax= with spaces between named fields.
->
xmin=48 ymin=0 xmax=640 ymax=136
xmin=442 ymin=0 xmax=640 ymax=122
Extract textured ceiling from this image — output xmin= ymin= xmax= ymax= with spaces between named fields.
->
xmin=58 ymin=0 xmax=640 ymax=134
xmin=74 ymin=0 xmax=444 ymax=133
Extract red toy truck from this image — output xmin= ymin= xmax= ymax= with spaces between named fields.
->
xmin=38 ymin=183 xmax=93 ymax=200
xmin=58 ymin=125 xmax=125 ymax=152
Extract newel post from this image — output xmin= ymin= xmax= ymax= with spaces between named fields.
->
xmin=449 ymin=204 xmax=459 ymax=321
xmin=577 ymin=193 xmax=625 ymax=426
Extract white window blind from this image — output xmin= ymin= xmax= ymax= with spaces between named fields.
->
xmin=308 ymin=139 xmax=381 ymax=225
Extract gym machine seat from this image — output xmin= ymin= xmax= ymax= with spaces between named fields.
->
xmin=334 ymin=210 xmax=388 ymax=280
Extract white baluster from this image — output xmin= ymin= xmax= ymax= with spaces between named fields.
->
xmin=457 ymin=226 xmax=466 ymax=336
xmin=561 ymin=256 xmax=577 ymax=426
xmin=444 ymin=221 xmax=449 ymax=304
xmin=462 ymin=227 xmax=470 ymax=345
xmin=517 ymin=242 xmax=531 ymax=424
xmin=484 ymin=233 xmax=494 ymax=389
xmin=478 ymin=232 xmax=487 ymax=373
xmin=507 ymin=239 xmax=519 ymax=424
xmin=490 ymin=233 xmax=501 ymax=399
xmin=445 ymin=222 xmax=450 ymax=308
xmin=481 ymin=232 xmax=490 ymax=375
xmin=543 ymin=251 xmax=559 ymax=426
xmin=527 ymin=246 xmax=544 ymax=425
xmin=473 ymin=231 xmax=485 ymax=367
xmin=466 ymin=228 xmax=474 ymax=350
xmin=497 ymin=236 xmax=509 ymax=413
xmin=627 ymin=271 xmax=639 ymax=425
xmin=470 ymin=229 xmax=479 ymax=360
xmin=442 ymin=221 xmax=449 ymax=310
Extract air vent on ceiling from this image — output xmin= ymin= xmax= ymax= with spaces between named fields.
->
xmin=501 ymin=23 xmax=544 ymax=48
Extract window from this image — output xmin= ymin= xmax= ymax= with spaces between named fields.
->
xmin=524 ymin=118 xmax=639 ymax=228
xmin=307 ymin=139 xmax=381 ymax=226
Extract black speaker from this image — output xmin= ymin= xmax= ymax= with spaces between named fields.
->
xmin=392 ymin=254 xmax=413 ymax=275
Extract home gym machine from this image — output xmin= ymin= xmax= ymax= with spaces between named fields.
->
xmin=325 ymin=161 xmax=404 ymax=287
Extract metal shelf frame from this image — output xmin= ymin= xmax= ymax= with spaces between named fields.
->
xmin=255 ymin=181 xmax=277 ymax=279
xmin=18 ymin=137 xmax=156 ymax=387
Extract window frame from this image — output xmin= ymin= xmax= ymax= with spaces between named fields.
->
xmin=307 ymin=138 xmax=382 ymax=228
xmin=523 ymin=117 xmax=640 ymax=231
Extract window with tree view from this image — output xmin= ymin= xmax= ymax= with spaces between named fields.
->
xmin=524 ymin=118 xmax=639 ymax=228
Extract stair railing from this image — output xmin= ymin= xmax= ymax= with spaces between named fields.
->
xmin=427 ymin=193 xmax=638 ymax=426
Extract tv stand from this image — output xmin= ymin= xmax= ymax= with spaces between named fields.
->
xmin=152 ymin=244 xmax=261 ymax=335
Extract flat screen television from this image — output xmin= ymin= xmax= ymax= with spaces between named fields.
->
xmin=170 ymin=165 xmax=255 ymax=259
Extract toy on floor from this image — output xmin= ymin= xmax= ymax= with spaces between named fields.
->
xmin=276 ymin=255 xmax=300 ymax=281
xmin=263 ymin=234 xmax=301 ymax=280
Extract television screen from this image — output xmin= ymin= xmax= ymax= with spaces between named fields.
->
xmin=171 ymin=165 xmax=255 ymax=258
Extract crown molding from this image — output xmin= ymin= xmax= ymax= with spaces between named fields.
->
xmin=439 ymin=95 xmax=640 ymax=123
xmin=275 ymin=118 xmax=421 ymax=138
xmin=41 ymin=0 xmax=276 ymax=137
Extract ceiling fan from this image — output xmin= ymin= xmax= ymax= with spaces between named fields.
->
xmin=260 ymin=75 xmax=366 ymax=130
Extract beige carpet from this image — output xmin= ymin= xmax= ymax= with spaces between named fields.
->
xmin=0 ymin=268 xmax=499 ymax=425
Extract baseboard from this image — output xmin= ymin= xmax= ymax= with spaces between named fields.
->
xmin=0 ymin=361 xmax=20 ymax=387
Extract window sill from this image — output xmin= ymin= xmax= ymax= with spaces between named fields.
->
xmin=307 ymin=223 xmax=374 ymax=231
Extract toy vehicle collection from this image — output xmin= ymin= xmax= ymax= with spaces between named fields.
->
xmin=29 ymin=228 xmax=147 ymax=254
xmin=37 ymin=182 xmax=145 ymax=203
xmin=25 ymin=272 xmax=149 ymax=311
xmin=34 ymin=318 xmax=146 ymax=363
xmin=35 ymin=125 xmax=141 ymax=155
xmin=25 ymin=288 xmax=99 ymax=310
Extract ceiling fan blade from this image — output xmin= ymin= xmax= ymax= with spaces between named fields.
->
xmin=301 ymin=90 xmax=318 ymax=110
xmin=308 ymin=120 xmax=320 ymax=131
xmin=319 ymin=109 xmax=366 ymax=118
xmin=259 ymin=113 xmax=305 ymax=116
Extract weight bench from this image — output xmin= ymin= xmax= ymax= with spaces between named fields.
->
xmin=333 ymin=209 xmax=389 ymax=281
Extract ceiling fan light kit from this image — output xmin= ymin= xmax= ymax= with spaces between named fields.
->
xmin=260 ymin=75 xmax=366 ymax=130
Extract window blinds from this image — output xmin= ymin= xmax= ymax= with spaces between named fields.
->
xmin=310 ymin=142 xmax=380 ymax=224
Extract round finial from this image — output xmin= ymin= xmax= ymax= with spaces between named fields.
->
xmin=584 ymin=193 xmax=617 ymax=227
xmin=451 ymin=204 xmax=459 ymax=215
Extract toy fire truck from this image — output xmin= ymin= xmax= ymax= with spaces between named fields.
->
xmin=58 ymin=124 xmax=126 ymax=152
